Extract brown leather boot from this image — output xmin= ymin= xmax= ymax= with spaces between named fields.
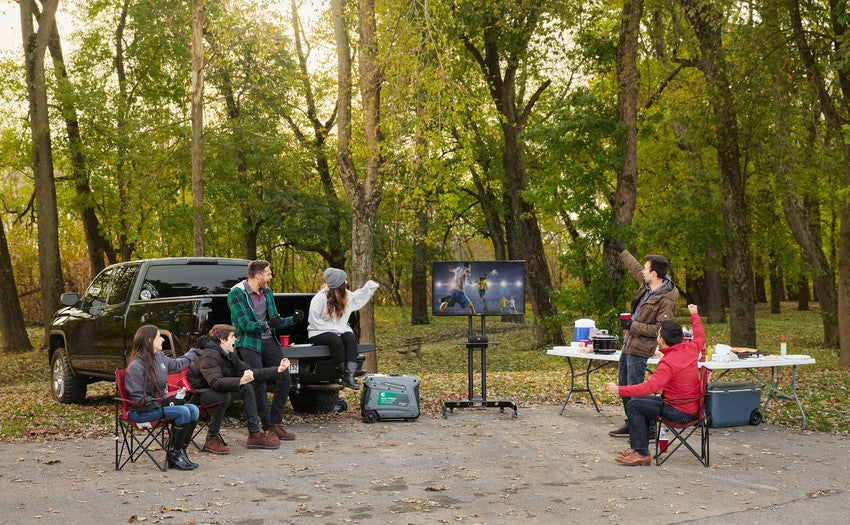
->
xmin=203 ymin=434 xmax=231 ymax=455
xmin=271 ymin=424 xmax=296 ymax=441
xmin=247 ymin=430 xmax=280 ymax=449
xmin=615 ymin=450 xmax=651 ymax=466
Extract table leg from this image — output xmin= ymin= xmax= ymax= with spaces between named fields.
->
xmin=559 ymin=357 xmax=609 ymax=415
xmin=559 ymin=357 xmax=577 ymax=416
xmin=742 ymin=366 xmax=807 ymax=430
xmin=584 ymin=359 xmax=600 ymax=413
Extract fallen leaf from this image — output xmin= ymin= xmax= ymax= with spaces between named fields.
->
xmin=426 ymin=486 xmax=448 ymax=491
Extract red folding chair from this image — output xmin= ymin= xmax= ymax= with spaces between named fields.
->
xmin=114 ymin=368 xmax=172 ymax=471
xmin=166 ymin=369 xmax=211 ymax=451
xmin=654 ymin=367 xmax=711 ymax=467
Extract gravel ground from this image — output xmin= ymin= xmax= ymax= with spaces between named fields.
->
xmin=1 ymin=404 xmax=848 ymax=524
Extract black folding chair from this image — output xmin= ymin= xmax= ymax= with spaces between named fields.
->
xmin=654 ymin=367 xmax=711 ymax=467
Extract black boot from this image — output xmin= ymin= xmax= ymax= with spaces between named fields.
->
xmin=181 ymin=421 xmax=199 ymax=468
xmin=167 ymin=425 xmax=196 ymax=471
xmin=343 ymin=362 xmax=360 ymax=390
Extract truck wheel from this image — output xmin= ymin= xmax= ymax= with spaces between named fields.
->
xmin=749 ymin=410 xmax=763 ymax=426
xmin=363 ymin=410 xmax=378 ymax=424
xmin=51 ymin=348 xmax=87 ymax=404
xmin=289 ymin=389 xmax=340 ymax=414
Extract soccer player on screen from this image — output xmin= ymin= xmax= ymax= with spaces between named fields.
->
xmin=439 ymin=262 xmax=475 ymax=314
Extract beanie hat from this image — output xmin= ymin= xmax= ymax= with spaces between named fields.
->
xmin=323 ymin=268 xmax=347 ymax=289
xmin=660 ymin=320 xmax=684 ymax=346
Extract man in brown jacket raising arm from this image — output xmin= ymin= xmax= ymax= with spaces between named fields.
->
xmin=609 ymin=240 xmax=678 ymax=438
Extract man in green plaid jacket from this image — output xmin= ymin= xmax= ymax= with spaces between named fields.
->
xmin=228 ymin=260 xmax=304 ymax=442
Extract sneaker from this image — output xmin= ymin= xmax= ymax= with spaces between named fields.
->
xmin=202 ymin=434 xmax=231 ymax=455
xmin=271 ymin=424 xmax=296 ymax=441
xmin=247 ymin=430 xmax=280 ymax=449
xmin=609 ymin=423 xmax=630 ymax=437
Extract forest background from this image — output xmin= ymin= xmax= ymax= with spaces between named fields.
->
xmin=1 ymin=0 xmax=850 ymax=374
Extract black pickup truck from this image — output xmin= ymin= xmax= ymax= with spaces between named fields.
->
xmin=48 ymin=257 xmax=374 ymax=413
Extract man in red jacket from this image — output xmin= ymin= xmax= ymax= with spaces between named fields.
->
xmin=605 ymin=304 xmax=703 ymax=466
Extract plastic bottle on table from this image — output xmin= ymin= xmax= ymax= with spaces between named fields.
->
xmin=780 ymin=337 xmax=787 ymax=357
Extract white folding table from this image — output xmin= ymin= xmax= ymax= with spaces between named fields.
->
xmin=701 ymin=355 xmax=816 ymax=429
xmin=546 ymin=347 xmax=659 ymax=414
xmin=547 ymin=347 xmax=816 ymax=428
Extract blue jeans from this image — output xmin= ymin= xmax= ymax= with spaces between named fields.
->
xmin=618 ymin=351 xmax=649 ymax=413
xmin=625 ymin=396 xmax=696 ymax=456
xmin=129 ymin=404 xmax=199 ymax=426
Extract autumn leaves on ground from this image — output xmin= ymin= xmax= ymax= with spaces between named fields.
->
xmin=1 ymin=304 xmax=847 ymax=443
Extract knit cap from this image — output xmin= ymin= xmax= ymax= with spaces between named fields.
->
xmin=324 ymin=268 xmax=347 ymax=289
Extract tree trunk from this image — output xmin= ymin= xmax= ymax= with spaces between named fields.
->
xmin=411 ymin=203 xmax=429 ymax=325
xmin=191 ymin=0 xmax=205 ymax=256
xmin=469 ymin=167 xmax=506 ymax=259
xmin=0 ymin=221 xmax=33 ymax=353
xmin=463 ymin=23 xmax=561 ymax=344
xmin=45 ymin=16 xmax=113 ymax=276
xmin=115 ymin=0 xmax=134 ymax=261
xmin=332 ymin=0 xmax=384 ymax=372
xmin=703 ymin=266 xmax=726 ymax=323
xmin=838 ymin=144 xmax=850 ymax=365
xmin=680 ymin=0 xmax=756 ymax=346
xmin=606 ymin=0 xmax=644 ymax=297
xmin=754 ymin=274 xmax=767 ymax=304
xmin=782 ymin=197 xmax=838 ymax=345
xmin=21 ymin=0 xmax=64 ymax=340
xmin=796 ymin=274 xmax=810 ymax=311
xmin=289 ymin=0 xmax=346 ymax=269
xmin=768 ymin=251 xmax=782 ymax=314
xmin=410 ymin=127 xmax=430 ymax=325
xmin=787 ymin=0 xmax=848 ymax=363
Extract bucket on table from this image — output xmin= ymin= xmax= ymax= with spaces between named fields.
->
xmin=574 ymin=319 xmax=596 ymax=343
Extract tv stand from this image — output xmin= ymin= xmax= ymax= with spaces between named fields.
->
xmin=442 ymin=315 xmax=518 ymax=418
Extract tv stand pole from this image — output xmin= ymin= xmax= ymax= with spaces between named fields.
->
xmin=442 ymin=315 xmax=518 ymax=418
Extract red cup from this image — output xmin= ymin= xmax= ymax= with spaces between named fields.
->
xmin=659 ymin=437 xmax=669 ymax=453
xmin=620 ymin=312 xmax=631 ymax=321
xmin=279 ymin=335 xmax=290 ymax=347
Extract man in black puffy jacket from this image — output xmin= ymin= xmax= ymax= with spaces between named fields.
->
xmin=187 ymin=324 xmax=290 ymax=454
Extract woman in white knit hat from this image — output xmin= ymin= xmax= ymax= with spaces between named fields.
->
xmin=307 ymin=268 xmax=379 ymax=389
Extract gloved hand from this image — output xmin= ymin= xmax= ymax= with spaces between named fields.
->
xmin=292 ymin=309 xmax=305 ymax=324
xmin=267 ymin=313 xmax=284 ymax=328
xmin=610 ymin=238 xmax=625 ymax=253
xmin=620 ymin=317 xmax=632 ymax=331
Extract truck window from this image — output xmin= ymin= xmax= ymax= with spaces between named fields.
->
xmin=140 ymin=264 xmax=246 ymax=298
xmin=106 ymin=264 xmax=140 ymax=305
xmin=82 ymin=267 xmax=115 ymax=307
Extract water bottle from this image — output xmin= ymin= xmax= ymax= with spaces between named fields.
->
xmin=780 ymin=337 xmax=787 ymax=357
xmin=658 ymin=427 xmax=669 ymax=453
xmin=176 ymin=386 xmax=187 ymax=400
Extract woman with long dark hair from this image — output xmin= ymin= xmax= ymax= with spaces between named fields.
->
xmin=124 ymin=325 xmax=202 ymax=470
xmin=307 ymin=268 xmax=379 ymax=390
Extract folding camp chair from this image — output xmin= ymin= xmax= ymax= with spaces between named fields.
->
xmin=114 ymin=368 xmax=172 ymax=471
xmin=654 ymin=367 xmax=711 ymax=467
xmin=166 ymin=369 xmax=211 ymax=451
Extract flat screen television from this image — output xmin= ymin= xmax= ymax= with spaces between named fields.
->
xmin=431 ymin=260 xmax=525 ymax=316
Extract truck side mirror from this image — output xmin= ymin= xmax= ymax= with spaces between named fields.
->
xmin=61 ymin=293 xmax=79 ymax=306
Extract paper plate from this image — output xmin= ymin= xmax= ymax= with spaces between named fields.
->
xmin=552 ymin=346 xmax=571 ymax=352
xmin=784 ymin=354 xmax=810 ymax=360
